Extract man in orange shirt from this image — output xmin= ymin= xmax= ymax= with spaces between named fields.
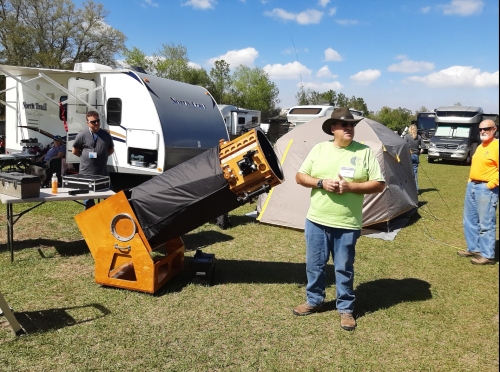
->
xmin=458 ymin=119 xmax=498 ymax=265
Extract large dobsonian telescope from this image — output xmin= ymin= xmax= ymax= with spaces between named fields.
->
xmin=75 ymin=129 xmax=284 ymax=293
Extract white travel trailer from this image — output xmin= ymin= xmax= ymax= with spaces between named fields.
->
xmin=217 ymin=104 xmax=261 ymax=138
xmin=0 ymin=62 xmax=229 ymax=186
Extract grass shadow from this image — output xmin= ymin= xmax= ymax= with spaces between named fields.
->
xmin=418 ymin=187 xmax=437 ymax=195
xmin=355 ymin=278 xmax=432 ymax=318
xmin=12 ymin=303 xmax=111 ymax=335
xmin=0 ymin=238 xmax=90 ymax=258
xmin=182 ymin=230 xmax=234 ymax=252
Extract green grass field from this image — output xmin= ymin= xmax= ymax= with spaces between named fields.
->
xmin=0 ymin=161 xmax=498 ymax=371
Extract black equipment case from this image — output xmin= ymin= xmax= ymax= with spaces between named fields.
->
xmin=0 ymin=172 xmax=41 ymax=199
xmin=62 ymin=174 xmax=110 ymax=191
xmin=191 ymin=250 xmax=216 ymax=286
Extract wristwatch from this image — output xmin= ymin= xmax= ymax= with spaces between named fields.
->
xmin=317 ymin=179 xmax=323 ymax=189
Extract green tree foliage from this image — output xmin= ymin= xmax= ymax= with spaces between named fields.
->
xmin=230 ymin=65 xmax=280 ymax=122
xmin=0 ymin=0 xmax=126 ymax=68
xmin=369 ymin=106 xmax=414 ymax=132
xmin=154 ymin=43 xmax=189 ymax=81
xmin=294 ymin=88 xmax=370 ymax=116
xmin=122 ymin=44 xmax=211 ymax=88
xmin=209 ymin=60 xmax=231 ymax=104
xmin=295 ymin=88 xmax=337 ymax=106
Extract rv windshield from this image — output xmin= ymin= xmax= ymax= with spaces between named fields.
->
xmin=435 ymin=125 xmax=470 ymax=138
xmin=417 ymin=116 xmax=435 ymax=130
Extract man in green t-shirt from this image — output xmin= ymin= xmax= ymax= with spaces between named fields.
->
xmin=293 ymin=107 xmax=385 ymax=331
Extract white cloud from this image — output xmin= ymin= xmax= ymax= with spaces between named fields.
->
xmin=407 ymin=66 xmax=499 ymax=87
xmin=188 ymin=61 xmax=202 ymax=69
xmin=263 ymin=61 xmax=312 ymax=80
xmin=324 ymin=48 xmax=342 ymax=62
xmin=420 ymin=6 xmax=430 ymax=13
xmin=388 ymin=60 xmax=435 ymax=73
xmin=318 ymin=0 xmax=330 ymax=7
xmin=316 ymin=65 xmax=337 ymax=79
xmin=142 ymin=0 xmax=159 ymax=7
xmin=181 ymin=0 xmax=217 ymax=10
xmin=299 ymin=81 xmax=344 ymax=91
xmin=335 ymin=19 xmax=359 ymax=25
xmin=350 ymin=69 xmax=381 ymax=83
xmin=264 ymin=8 xmax=324 ymax=25
xmin=439 ymin=0 xmax=484 ymax=16
xmin=395 ymin=54 xmax=408 ymax=60
xmin=328 ymin=7 xmax=337 ymax=16
xmin=207 ymin=47 xmax=259 ymax=68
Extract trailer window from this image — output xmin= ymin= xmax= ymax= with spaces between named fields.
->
xmin=252 ymin=117 xmax=258 ymax=124
xmin=238 ymin=117 xmax=245 ymax=125
xmin=107 ymin=98 xmax=122 ymax=126
xmin=75 ymin=87 xmax=89 ymax=114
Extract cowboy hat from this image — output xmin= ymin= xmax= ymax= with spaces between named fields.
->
xmin=322 ymin=107 xmax=363 ymax=135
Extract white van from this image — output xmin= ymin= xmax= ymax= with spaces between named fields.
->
xmin=286 ymin=105 xmax=335 ymax=130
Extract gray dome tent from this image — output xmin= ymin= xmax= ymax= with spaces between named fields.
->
xmin=256 ymin=116 xmax=418 ymax=240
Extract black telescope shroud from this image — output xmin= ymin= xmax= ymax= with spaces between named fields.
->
xmin=128 ymin=147 xmax=243 ymax=248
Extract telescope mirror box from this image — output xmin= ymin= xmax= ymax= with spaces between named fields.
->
xmin=62 ymin=174 xmax=110 ymax=191
xmin=191 ymin=250 xmax=215 ymax=286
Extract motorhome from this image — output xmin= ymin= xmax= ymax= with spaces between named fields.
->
xmin=0 ymin=62 xmax=229 ymax=186
xmin=427 ymin=106 xmax=498 ymax=164
xmin=217 ymin=104 xmax=261 ymax=139
xmin=410 ymin=111 xmax=436 ymax=151
xmin=286 ymin=105 xmax=363 ymax=131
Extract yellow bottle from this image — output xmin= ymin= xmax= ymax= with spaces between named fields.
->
xmin=51 ymin=173 xmax=58 ymax=194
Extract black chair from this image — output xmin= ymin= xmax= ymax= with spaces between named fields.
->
xmin=25 ymin=157 xmax=64 ymax=187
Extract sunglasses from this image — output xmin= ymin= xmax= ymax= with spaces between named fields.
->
xmin=333 ymin=122 xmax=357 ymax=128
xmin=88 ymin=119 xmax=100 ymax=125
xmin=479 ymin=127 xmax=495 ymax=132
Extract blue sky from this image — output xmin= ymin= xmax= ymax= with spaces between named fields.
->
xmin=91 ymin=0 xmax=499 ymax=114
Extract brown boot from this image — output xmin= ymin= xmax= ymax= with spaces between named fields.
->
xmin=457 ymin=250 xmax=480 ymax=258
xmin=471 ymin=257 xmax=496 ymax=265
xmin=293 ymin=302 xmax=323 ymax=316
xmin=340 ymin=313 xmax=356 ymax=331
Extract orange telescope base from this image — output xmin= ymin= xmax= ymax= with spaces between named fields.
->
xmin=75 ymin=191 xmax=184 ymax=294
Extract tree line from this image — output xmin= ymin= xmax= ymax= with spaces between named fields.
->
xmin=0 ymin=0 xmax=424 ymax=130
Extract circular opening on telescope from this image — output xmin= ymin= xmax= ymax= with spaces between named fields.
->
xmin=256 ymin=129 xmax=284 ymax=181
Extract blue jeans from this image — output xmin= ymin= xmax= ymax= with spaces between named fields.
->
xmin=304 ymin=219 xmax=360 ymax=313
xmin=411 ymin=153 xmax=419 ymax=191
xmin=463 ymin=182 xmax=498 ymax=259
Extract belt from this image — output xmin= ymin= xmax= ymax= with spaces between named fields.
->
xmin=471 ymin=180 xmax=487 ymax=184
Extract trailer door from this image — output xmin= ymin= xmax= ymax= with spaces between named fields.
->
xmin=66 ymin=78 xmax=97 ymax=163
